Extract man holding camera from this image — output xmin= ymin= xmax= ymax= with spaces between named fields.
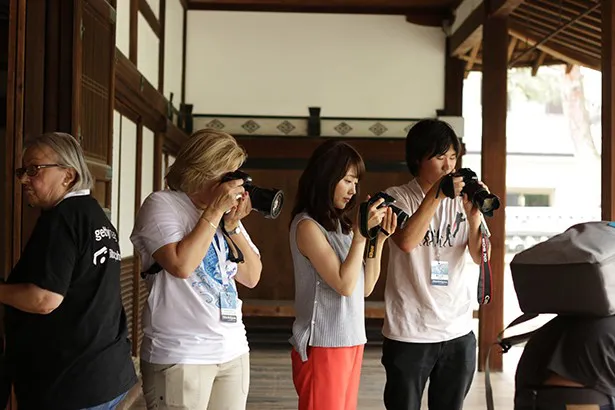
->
xmin=381 ymin=119 xmax=492 ymax=410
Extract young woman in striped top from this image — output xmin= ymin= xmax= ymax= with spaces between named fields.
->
xmin=288 ymin=140 xmax=397 ymax=410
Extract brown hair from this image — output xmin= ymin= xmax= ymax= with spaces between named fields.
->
xmin=291 ymin=140 xmax=365 ymax=233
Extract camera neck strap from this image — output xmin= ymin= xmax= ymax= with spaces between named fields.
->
xmin=477 ymin=220 xmax=492 ymax=305
xmin=358 ymin=202 xmax=380 ymax=259
xmin=220 ymin=222 xmax=245 ymax=264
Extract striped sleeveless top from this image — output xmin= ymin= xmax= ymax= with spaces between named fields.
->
xmin=289 ymin=212 xmax=367 ymax=361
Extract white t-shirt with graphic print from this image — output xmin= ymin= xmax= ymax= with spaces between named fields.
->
xmin=130 ymin=189 xmax=259 ymax=365
xmin=383 ymin=178 xmax=474 ymax=343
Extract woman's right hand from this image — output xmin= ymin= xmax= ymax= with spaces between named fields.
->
xmin=207 ymin=179 xmax=246 ymax=214
xmin=353 ymin=195 xmax=388 ymax=237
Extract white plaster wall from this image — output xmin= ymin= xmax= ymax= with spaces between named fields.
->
xmin=138 ymin=13 xmax=160 ymax=87
xmin=119 ymin=117 xmax=137 ymax=258
xmin=164 ymin=0 xmax=184 ymax=103
xmin=115 ymin=0 xmax=130 ymax=56
xmin=141 ymin=128 xmax=156 ymax=202
xmin=186 ymin=12 xmax=446 ymax=117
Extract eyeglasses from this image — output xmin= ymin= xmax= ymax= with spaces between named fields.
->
xmin=15 ymin=164 xmax=65 ymax=179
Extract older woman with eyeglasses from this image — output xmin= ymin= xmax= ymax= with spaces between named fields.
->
xmin=3 ymin=132 xmax=137 ymax=410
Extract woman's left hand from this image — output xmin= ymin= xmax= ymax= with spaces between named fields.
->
xmin=224 ymin=191 xmax=252 ymax=230
xmin=378 ymin=206 xmax=398 ymax=240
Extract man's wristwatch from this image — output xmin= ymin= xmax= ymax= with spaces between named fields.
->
xmin=227 ymin=225 xmax=241 ymax=236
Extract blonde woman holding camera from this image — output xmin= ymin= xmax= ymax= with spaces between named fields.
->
xmin=131 ymin=129 xmax=262 ymax=410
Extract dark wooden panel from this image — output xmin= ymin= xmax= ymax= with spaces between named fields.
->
xmin=115 ymin=50 xmax=167 ymax=133
xmin=120 ymin=257 xmax=135 ymax=353
xmin=187 ymin=0 xmax=463 ymax=15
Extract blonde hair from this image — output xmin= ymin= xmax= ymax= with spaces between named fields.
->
xmin=24 ymin=132 xmax=94 ymax=192
xmin=166 ymin=129 xmax=246 ymax=194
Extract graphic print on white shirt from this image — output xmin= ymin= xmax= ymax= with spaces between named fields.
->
xmin=421 ymin=211 xmax=467 ymax=248
xmin=191 ymin=234 xmax=237 ymax=307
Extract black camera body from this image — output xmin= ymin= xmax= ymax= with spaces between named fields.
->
xmin=221 ymin=170 xmax=284 ymax=219
xmin=439 ymin=168 xmax=500 ymax=217
xmin=359 ymin=192 xmax=409 ymax=239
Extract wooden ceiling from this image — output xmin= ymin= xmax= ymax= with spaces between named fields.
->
xmin=188 ymin=0 xmax=464 ymax=19
xmin=454 ymin=0 xmax=602 ymax=74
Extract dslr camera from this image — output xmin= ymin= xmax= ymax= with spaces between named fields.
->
xmin=221 ymin=170 xmax=285 ymax=219
xmin=439 ymin=168 xmax=500 ymax=217
xmin=359 ymin=192 xmax=409 ymax=239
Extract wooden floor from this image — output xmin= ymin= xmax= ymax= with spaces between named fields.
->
xmin=129 ymin=344 xmax=521 ymax=410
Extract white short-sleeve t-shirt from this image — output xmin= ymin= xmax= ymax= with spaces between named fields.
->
xmin=130 ymin=190 xmax=259 ymax=365
xmin=383 ymin=179 xmax=474 ymax=343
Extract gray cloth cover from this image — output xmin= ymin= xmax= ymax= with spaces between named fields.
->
xmin=510 ymin=221 xmax=615 ymax=316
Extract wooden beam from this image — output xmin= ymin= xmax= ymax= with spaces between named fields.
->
xmin=139 ymin=0 xmax=161 ymax=37
xmin=158 ymin=0 xmax=166 ymax=92
xmin=179 ymin=0 xmax=188 ymax=9
xmin=440 ymin=38 xmax=465 ymax=117
xmin=531 ymin=51 xmax=546 ymax=76
xmin=509 ymin=22 xmax=600 ymax=70
xmin=509 ymin=2 xmax=601 ymax=68
xmin=450 ymin=3 xmax=484 ymax=56
xmin=602 ymin=0 xmax=615 ymax=220
xmin=181 ymin=6 xmax=187 ymax=104
xmin=479 ymin=13 xmax=507 ymax=373
xmin=487 ymin=0 xmax=525 ymax=17
xmin=115 ymin=49 xmax=167 ymax=132
xmin=507 ymin=37 xmax=518 ymax=61
xmin=405 ymin=9 xmax=454 ymax=27
xmin=465 ymin=43 xmax=480 ymax=72
xmin=188 ymin=0 xmax=454 ymax=15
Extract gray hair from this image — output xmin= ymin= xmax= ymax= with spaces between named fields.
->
xmin=24 ymin=132 xmax=94 ymax=192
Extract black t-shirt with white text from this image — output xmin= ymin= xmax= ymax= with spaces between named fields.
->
xmin=5 ymin=195 xmax=137 ymax=410
xmin=515 ymin=315 xmax=615 ymax=396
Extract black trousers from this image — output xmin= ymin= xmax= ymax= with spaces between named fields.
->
xmin=381 ymin=331 xmax=476 ymax=410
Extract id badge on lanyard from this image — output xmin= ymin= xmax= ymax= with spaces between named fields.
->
xmin=430 ymin=222 xmax=449 ymax=286
xmin=212 ymin=232 xmax=238 ymax=323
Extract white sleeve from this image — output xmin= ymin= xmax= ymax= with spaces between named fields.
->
xmin=384 ymin=185 xmax=419 ymax=217
xmin=130 ymin=192 xmax=186 ymax=269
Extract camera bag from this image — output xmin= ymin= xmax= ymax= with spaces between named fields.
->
xmin=485 ymin=221 xmax=615 ymax=410
xmin=510 ymin=221 xmax=615 ymax=316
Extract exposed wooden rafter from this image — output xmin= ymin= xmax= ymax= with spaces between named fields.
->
xmin=531 ymin=50 xmax=546 ymax=75
xmin=450 ymin=0 xmax=526 ymax=56
xmin=509 ymin=21 xmax=600 ymax=70
xmin=487 ymin=0 xmax=526 ymax=17
xmin=188 ymin=0 xmax=462 ymax=16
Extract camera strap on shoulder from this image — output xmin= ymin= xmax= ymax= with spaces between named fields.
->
xmin=478 ymin=220 xmax=492 ymax=305
xmin=485 ymin=312 xmax=541 ymax=410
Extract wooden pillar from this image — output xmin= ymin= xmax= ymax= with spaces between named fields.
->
xmin=602 ymin=0 xmax=615 ymax=220
xmin=442 ymin=38 xmax=465 ymax=117
xmin=479 ymin=13 xmax=508 ymax=372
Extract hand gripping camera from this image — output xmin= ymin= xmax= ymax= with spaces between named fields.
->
xmin=439 ymin=168 xmax=501 ymax=217
xmin=358 ymin=192 xmax=409 ymax=258
xmin=221 ymin=170 xmax=285 ymax=219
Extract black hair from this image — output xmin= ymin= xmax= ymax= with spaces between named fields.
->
xmin=405 ymin=119 xmax=461 ymax=177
